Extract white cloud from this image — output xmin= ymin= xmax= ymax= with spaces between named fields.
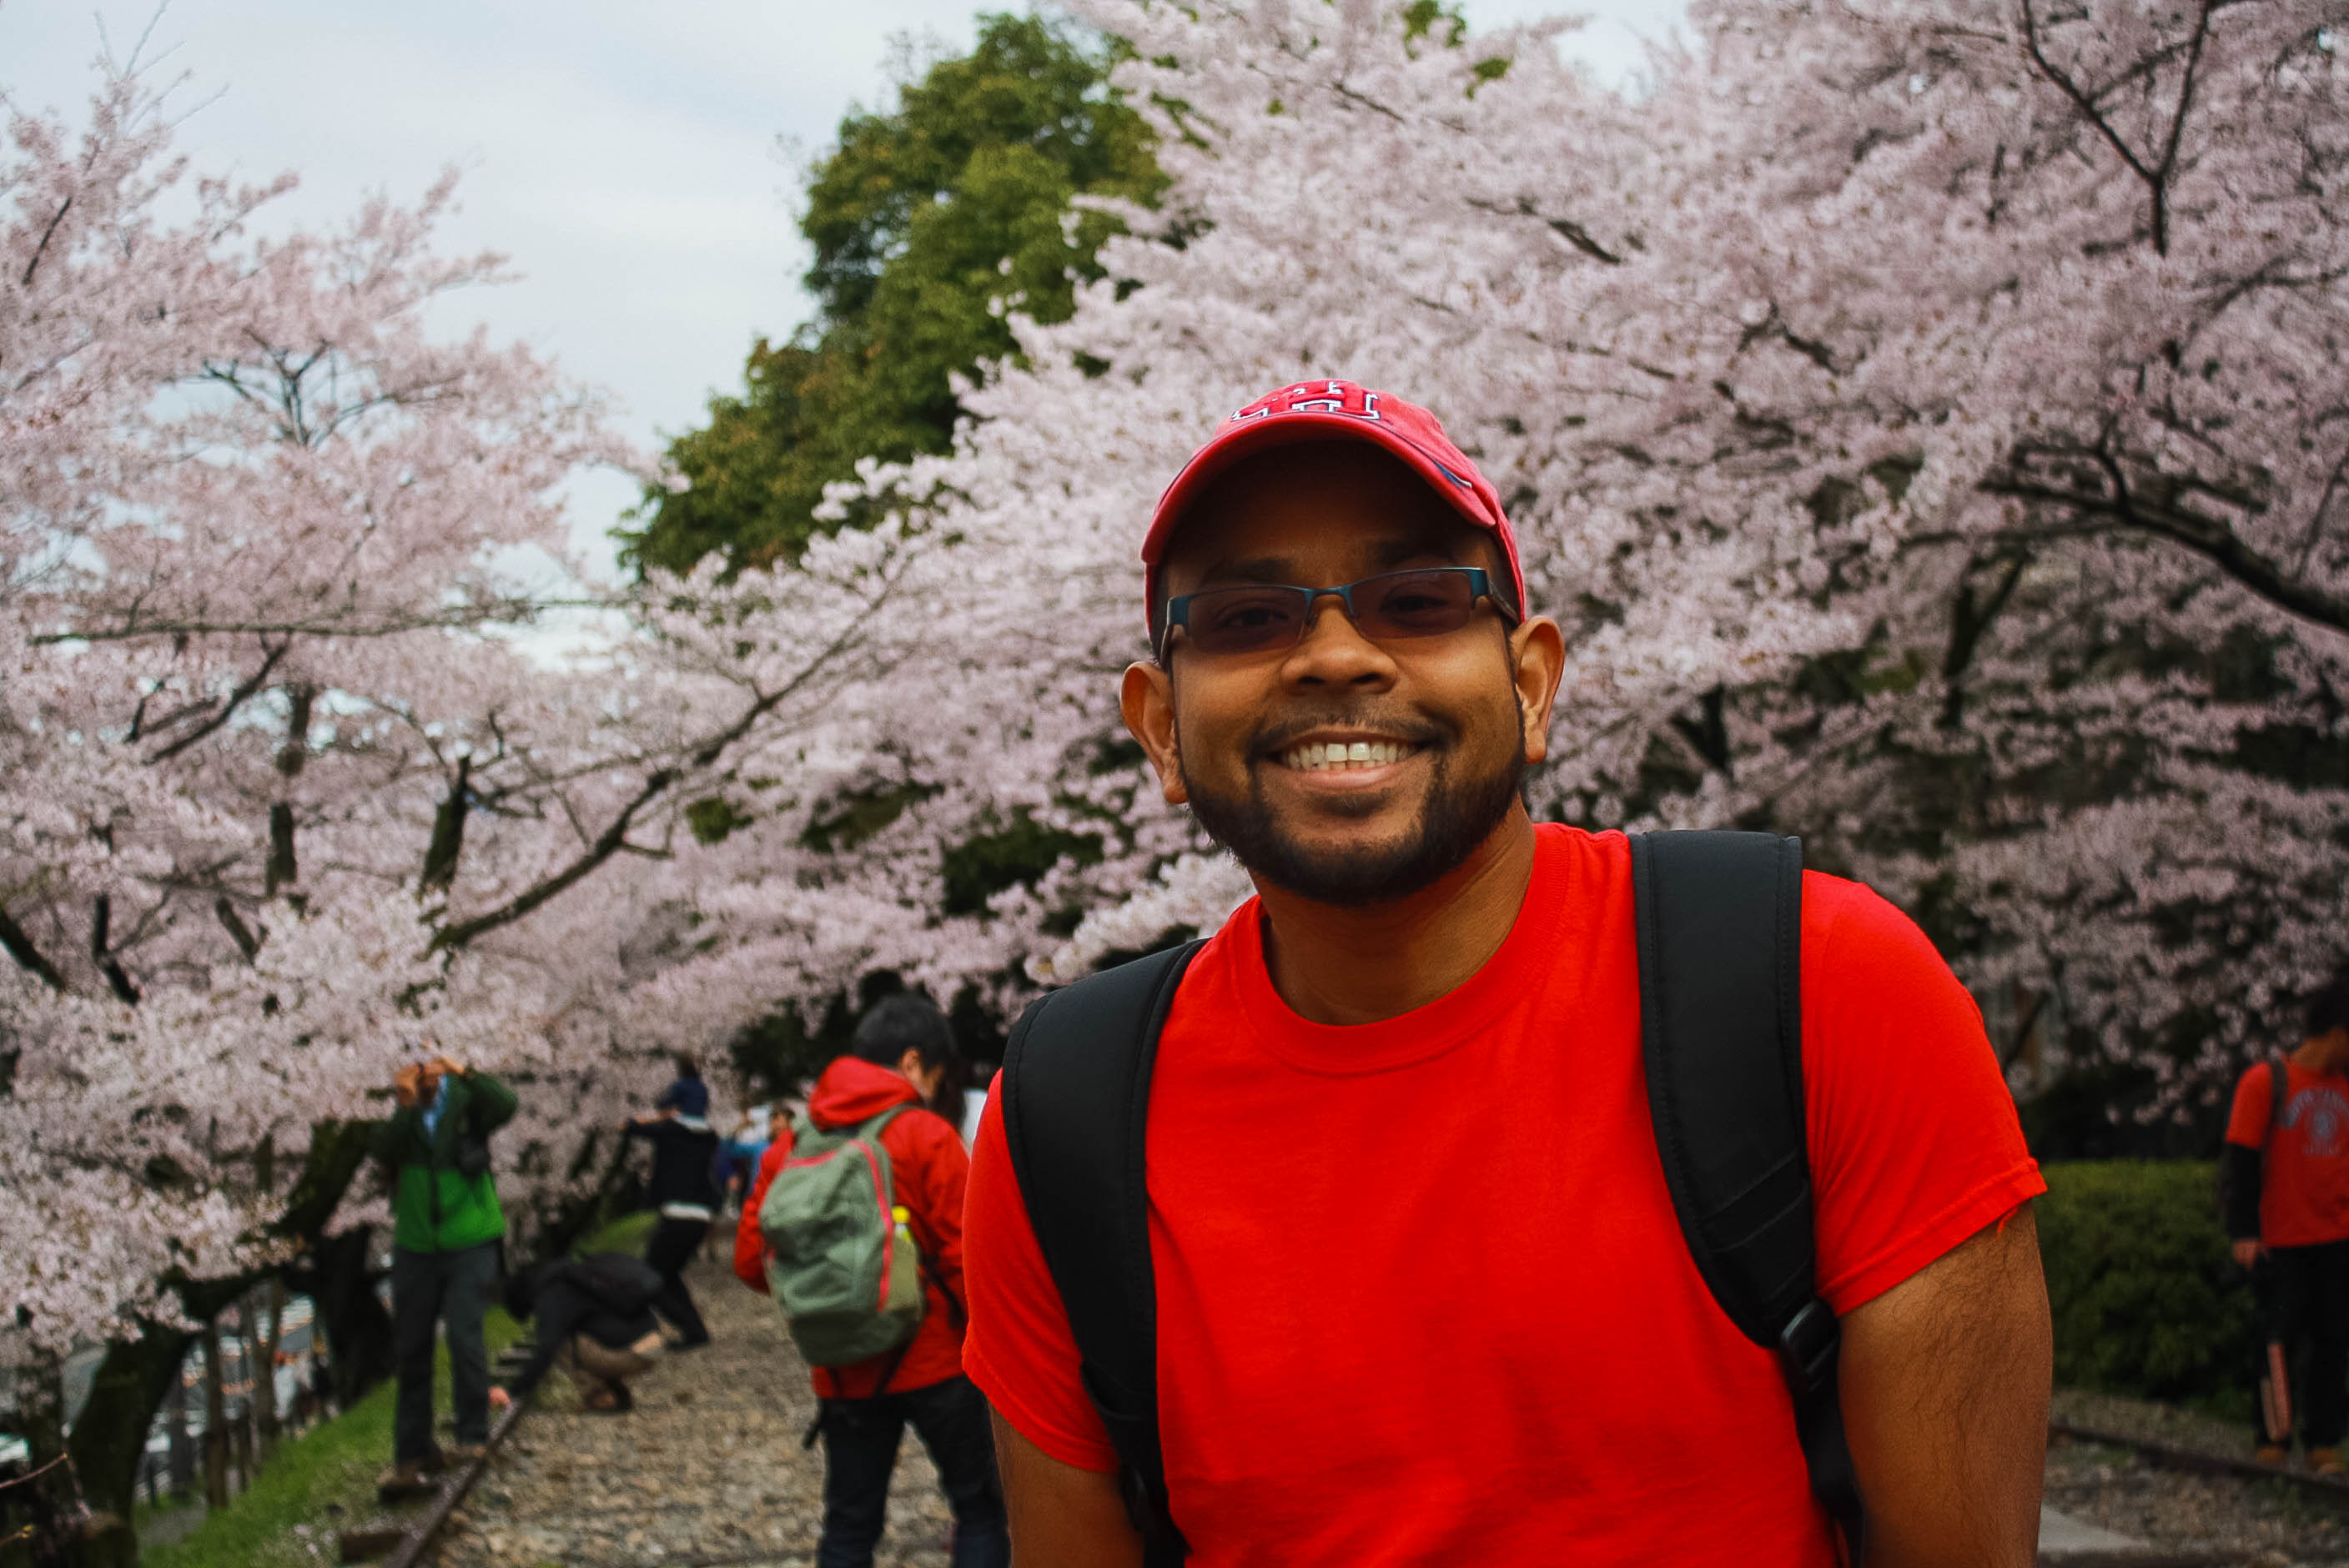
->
xmin=2 ymin=0 xmax=1684 ymax=575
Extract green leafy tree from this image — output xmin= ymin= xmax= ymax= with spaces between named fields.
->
xmin=621 ymin=13 xmax=1165 ymax=577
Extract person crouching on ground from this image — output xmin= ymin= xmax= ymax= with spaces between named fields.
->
xmin=491 ymin=1254 xmax=668 ymax=1415
xmin=734 ymin=994 xmax=1007 ymax=1568
xmin=370 ymin=1048 xmax=516 ymax=1487
xmin=624 ymin=1057 xmax=723 ymax=1348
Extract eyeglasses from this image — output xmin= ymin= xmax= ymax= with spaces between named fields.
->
xmin=1160 ymin=567 xmax=1517 ymax=659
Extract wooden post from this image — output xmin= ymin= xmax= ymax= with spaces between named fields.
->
xmin=228 ymin=1301 xmax=254 ymax=1494
xmin=254 ymin=1280 xmax=285 ymax=1461
xmin=199 ymin=1318 xmax=229 ymax=1510
xmin=163 ymin=1364 xmax=194 ymax=1501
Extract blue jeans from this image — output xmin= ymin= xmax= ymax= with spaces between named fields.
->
xmin=816 ymin=1375 xmax=1009 ymax=1568
xmin=390 ymin=1240 xmax=497 ymax=1465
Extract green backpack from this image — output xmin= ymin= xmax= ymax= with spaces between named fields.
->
xmin=758 ymin=1105 xmax=927 ymax=1369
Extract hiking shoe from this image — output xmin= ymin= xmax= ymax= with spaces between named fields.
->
xmin=2255 ymin=1444 xmax=2290 ymax=1466
xmin=2312 ymin=1447 xmax=2346 ymax=1476
xmin=376 ymin=1460 xmax=432 ymax=1490
xmin=444 ymin=1442 xmax=490 ymax=1467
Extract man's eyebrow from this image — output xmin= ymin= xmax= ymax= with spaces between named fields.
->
xmin=1188 ymin=539 xmax=1462 ymax=586
xmin=1190 ymin=555 xmax=1293 ymax=585
xmin=1371 ymin=536 xmax=1464 ymax=568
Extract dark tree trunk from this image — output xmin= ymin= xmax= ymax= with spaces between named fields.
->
xmin=528 ymin=1128 xmax=636 ymax=1263
xmin=63 ymin=1325 xmax=190 ymax=1568
xmin=254 ymin=1280 xmax=285 ymax=1461
xmin=198 ymin=1319 xmax=227 ymax=1510
xmin=288 ymin=1225 xmax=395 ymax=1408
xmin=225 ymin=1303 xmax=254 ymax=1494
xmin=43 ymin=1124 xmax=377 ymax=1568
xmin=164 ymin=1370 xmax=193 ymax=1500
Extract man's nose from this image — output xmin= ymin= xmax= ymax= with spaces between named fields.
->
xmin=1280 ymin=593 xmax=1396 ymax=686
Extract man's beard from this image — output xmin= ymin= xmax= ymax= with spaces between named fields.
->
xmin=1179 ymin=715 xmax=1527 ymax=908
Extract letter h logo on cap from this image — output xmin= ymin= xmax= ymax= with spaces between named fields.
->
xmin=1231 ymin=381 xmax=1383 ymax=423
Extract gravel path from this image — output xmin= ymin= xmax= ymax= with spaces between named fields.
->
xmin=2047 ymin=1392 xmax=2349 ymax=1565
xmin=433 ymin=1250 xmax=955 ymax=1568
xmin=436 ymin=1274 xmax=2349 ymax=1567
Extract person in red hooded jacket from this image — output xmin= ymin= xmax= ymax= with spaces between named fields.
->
xmin=735 ymin=993 xmax=1006 ymax=1568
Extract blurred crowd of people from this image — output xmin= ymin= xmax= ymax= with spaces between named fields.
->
xmin=370 ymin=998 xmax=1005 ymax=1566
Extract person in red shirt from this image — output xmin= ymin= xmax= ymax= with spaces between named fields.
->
xmin=2223 ymin=967 xmax=2349 ymax=1472
xmin=734 ymin=994 xmax=1006 ymax=1568
xmin=960 ymin=379 xmax=2052 ymax=1565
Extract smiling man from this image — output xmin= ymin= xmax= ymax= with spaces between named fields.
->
xmin=960 ymin=380 xmax=2051 ymax=1565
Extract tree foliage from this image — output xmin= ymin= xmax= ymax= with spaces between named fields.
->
xmin=621 ymin=0 xmax=2349 ymax=1154
xmin=618 ymin=13 xmax=1164 ymax=577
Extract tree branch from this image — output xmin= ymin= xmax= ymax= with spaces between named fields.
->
xmin=33 ymin=600 xmax=609 ymax=646
xmin=20 ymin=195 xmax=72 ymax=289
xmin=147 ymin=641 xmax=288 ymax=763
xmin=1979 ymin=465 xmax=2349 ymax=636
xmin=418 ymin=756 xmax=472 ymax=895
xmin=1466 ymin=196 xmax=1625 ymax=266
xmin=0 ymin=902 xmax=67 ymax=991
xmin=214 ymin=897 xmax=263 ymax=962
xmin=1940 ymin=552 xmax=2030 ymax=730
xmin=90 ymin=895 xmax=140 ymax=1004
xmin=430 ymin=766 xmax=675 ymax=952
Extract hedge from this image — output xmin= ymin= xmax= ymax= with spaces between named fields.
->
xmin=2035 ymin=1160 xmax=2254 ymax=1414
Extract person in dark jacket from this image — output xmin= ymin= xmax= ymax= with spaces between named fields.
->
xmin=370 ymin=1050 xmax=517 ymax=1485
xmin=654 ymin=1052 xmax=709 ymax=1118
xmin=624 ymin=1084 xmax=722 ymax=1348
xmin=491 ymin=1255 xmax=666 ymax=1413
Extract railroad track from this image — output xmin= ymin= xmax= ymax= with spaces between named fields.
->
xmin=2051 ymin=1417 xmax=2349 ymax=1511
xmin=2045 ymin=1416 xmax=2349 ymax=1567
xmin=340 ymin=1344 xmax=536 ymax=1568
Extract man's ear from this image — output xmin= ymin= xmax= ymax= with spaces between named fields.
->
xmin=1119 ymin=661 xmax=1189 ymax=806
xmin=1510 ymin=616 xmax=1567 ymax=766
xmin=898 ymin=1047 xmax=925 ymax=1082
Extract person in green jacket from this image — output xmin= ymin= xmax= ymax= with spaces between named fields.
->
xmin=370 ymin=1050 xmax=517 ymax=1486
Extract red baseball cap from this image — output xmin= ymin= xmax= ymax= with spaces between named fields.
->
xmin=1141 ymin=379 xmax=1526 ymax=634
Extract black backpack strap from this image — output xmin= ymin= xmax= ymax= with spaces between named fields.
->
xmin=1630 ymin=830 xmax=1865 ymax=1566
xmin=1000 ymin=940 xmax=1205 ymax=1567
xmin=2269 ymin=1053 xmax=2290 ymax=1150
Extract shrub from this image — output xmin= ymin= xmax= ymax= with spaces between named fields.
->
xmin=2035 ymin=1160 xmax=2253 ymax=1412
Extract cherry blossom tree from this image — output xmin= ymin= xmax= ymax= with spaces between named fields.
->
xmin=644 ymin=0 xmax=2347 ymax=1147
xmin=1 ymin=56 xmax=930 ymax=1555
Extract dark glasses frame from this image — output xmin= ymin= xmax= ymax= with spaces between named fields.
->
xmin=1159 ymin=566 xmax=1519 ymax=661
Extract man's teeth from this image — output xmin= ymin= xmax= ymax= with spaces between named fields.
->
xmin=1280 ymin=740 xmax=1416 ymax=772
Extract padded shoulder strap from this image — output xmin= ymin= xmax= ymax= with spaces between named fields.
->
xmin=1630 ymin=829 xmax=1865 ymax=1566
xmin=1000 ymin=940 xmax=1205 ymax=1566
xmin=2269 ymin=1053 xmax=2290 ymax=1150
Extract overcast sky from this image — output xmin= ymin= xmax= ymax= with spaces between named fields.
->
xmin=3 ymin=1 xmax=1688 ymax=573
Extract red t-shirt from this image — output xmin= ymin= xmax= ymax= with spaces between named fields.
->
xmin=963 ymin=825 xmax=2043 ymax=1565
xmin=2226 ymin=1058 xmax=2349 ymax=1247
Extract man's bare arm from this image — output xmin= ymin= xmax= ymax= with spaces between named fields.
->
xmin=1838 ymin=1203 xmax=2052 ymax=1567
xmin=993 ymin=1410 xmax=1143 ymax=1567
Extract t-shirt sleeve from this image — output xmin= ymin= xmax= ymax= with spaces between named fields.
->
xmin=962 ymin=1089 xmax=1120 ymax=1472
xmin=2225 ymin=1063 xmax=2277 ymax=1149
xmin=1801 ymin=872 xmax=2047 ymax=1315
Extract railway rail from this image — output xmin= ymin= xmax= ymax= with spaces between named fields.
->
xmin=2039 ymin=1417 xmax=2349 ymax=1558
xmin=2051 ymin=1415 xmax=2349 ymax=1512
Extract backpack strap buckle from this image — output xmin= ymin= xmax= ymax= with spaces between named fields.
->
xmin=1776 ymin=1297 xmax=1838 ymax=1396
